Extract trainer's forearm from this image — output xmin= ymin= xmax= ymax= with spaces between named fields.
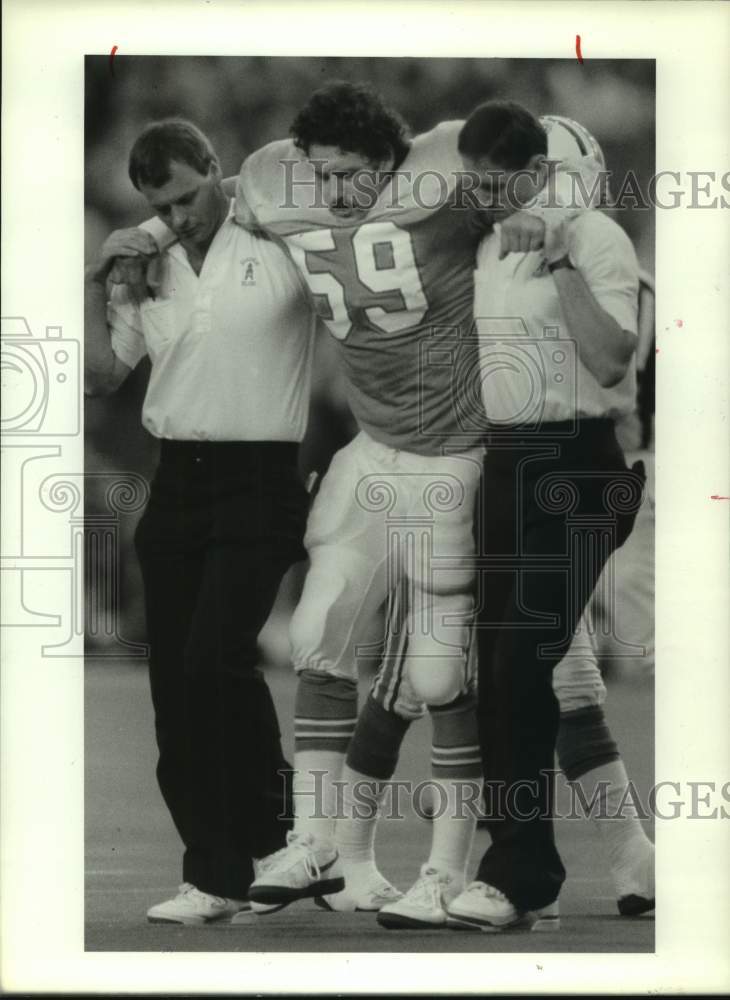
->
xmin=84 ymin=270 xmax=123 ymax=396
xmin=553 ymin=268 xmax=636 ymax=388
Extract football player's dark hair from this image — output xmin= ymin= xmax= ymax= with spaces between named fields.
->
xmin=458 ymin=100 xmax=547 ymax=169
xmin=291 ymin=81 xmax=411 ymax=166
xmin=128 ymin=119 xmax=217 ymax=190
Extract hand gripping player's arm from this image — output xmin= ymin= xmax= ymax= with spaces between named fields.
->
xmin=106 ymin=220 xmax=173 ymax=303
xmin=105 ymin=175 xmax=254 ymax=297
xmin=496 ymin=116 xmax=608 ymax=260
xmin=84 ymin=227 xmax=155 ymax=395
xmin=494 ymin=157 xmax=601 ymax=260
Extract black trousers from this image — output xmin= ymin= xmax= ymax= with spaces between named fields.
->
xmin=134 ymin=440 xmax=307 ymax=899
xmin=475 ymin=420 xmax=644 ymax=910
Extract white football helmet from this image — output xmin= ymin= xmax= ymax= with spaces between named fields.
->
xmin=539 ymin=114 xmax=610 ymax=205
xmin=540 ymin=114 xmax=606 ymax=167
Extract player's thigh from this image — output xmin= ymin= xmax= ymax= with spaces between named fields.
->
xmin=370 ymin=577 xmax=428 ymax=719
xmin=290 ymin=540 xmax=391 ymax=681
xmin=409 ymin=462 xmax=480 ymax=595
xmin=404 ymin=460 xmax=478 ymax=705
xmin=289 ymin=441 xmax=391 ymax=680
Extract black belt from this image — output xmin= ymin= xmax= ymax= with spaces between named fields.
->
xmin=158 ymin=439 xmax=298 ymax=469
xmin=483 ymin=417 xmax=614 ymax=446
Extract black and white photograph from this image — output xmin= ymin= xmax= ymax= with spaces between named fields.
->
xmin=2 ymin=1 xmax=729 ymax=995
xmin=83 ymin=52 xmax=658 ymax=954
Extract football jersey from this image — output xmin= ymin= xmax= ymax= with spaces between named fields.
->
xmin=236 ymin=121 xmax=482 ymax=456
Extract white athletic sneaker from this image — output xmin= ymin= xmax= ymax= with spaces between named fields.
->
xmin=615 ymin=839 xmax=655 ymax=916
xmin=231 ymin=861 xmax=288 ymax=920
xmin=529 ymin=899 xmax=561 ymax=932
xmin=446 ymin=881 xmax=525 ymax=931
xmin=446 ymin=882 xmax=561 ymax=933
xmin=315 ymin=873 xmax=403 ymax=912
xmin=146 ymin=883 xmax=248 ymax=925
xmin=246 ymin=831 xmax=345 ymax=908
xmin=376 ymin=865 xmax=456 ymax=929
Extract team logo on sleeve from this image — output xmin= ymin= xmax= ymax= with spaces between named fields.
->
xmin=240 ymin=257 xmax=259 ymax=286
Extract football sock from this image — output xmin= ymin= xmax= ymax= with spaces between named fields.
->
xmin=424 ymin=780 xmax=479 ymax=897
xmin=292 ymin=750 xmax=344 ymax=843
xmin=575 ymin=758 xmax=654 ymax=898
xmin=556 ymin=704 xmax=620 ymax=778
xmin=292 ymin=670 xmax=358 ymax=843
xmin=346 ymin=692 xmax=411 ymax=781
xmin=335 ymin=695 xmax=413 ymax=886
xmin=557 ymin=707 xmax=653 ymax=899
xmin=334 ymin=764 xmax=383 ymax=865
xmin=425 ymin=691 xmax=482 ymax=892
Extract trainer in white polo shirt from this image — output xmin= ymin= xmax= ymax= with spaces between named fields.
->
xmin=473 ymin=207 xmax=639 ymax=426
xmin=84 ymin=119 xmax=314 ymax=928
xmin=107 ymin=199 xmax=313 ymax=442
xmin=446 ymin=102 xmax=648 ymax=933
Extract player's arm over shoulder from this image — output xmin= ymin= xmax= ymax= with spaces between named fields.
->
xmin=569 ymin=211 xmax=640 ymax=336
xmin=136 ymin=214 xmax=176 ymax=249
xmin=105 ymin=218 xmax=171 ymax=305
xmin=430 ymin=119 xmax=466 ymax=142
xmin=235 ymin=139 xmax=295 ymax=229
xmin=412 ymin=119 xmax=466 ymax=174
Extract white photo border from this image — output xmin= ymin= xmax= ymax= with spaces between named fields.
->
xmin=2 ymin=0 xmax=729 ymax=993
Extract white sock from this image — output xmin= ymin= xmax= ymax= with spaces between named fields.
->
xmin=334 ymin=764 xmax=388 ymax=885
xmin=292 ymin=749 xmax=345 ymax=843
xmin=575 ymin=758 xmax=654 ymax=897
xmin=425 ymin=778 xmax=480 ymax=896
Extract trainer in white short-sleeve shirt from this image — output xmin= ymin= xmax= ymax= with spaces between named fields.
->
xmin=107 ymin=200 xmax=315 ymax=441
xmin=473 ymin=210 xmax=639 ymax=426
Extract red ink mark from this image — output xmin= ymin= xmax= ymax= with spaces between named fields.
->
xmin=675 ymin=319 xmax=684 ymax=328
xmin=710 ymin=495 xmax=730 ymax=501
xmin=110 ymin=45 xmax=118 ymax=76
xmin=655 ymin=348 xmax=660 ymax=354
xmin=576 ymin=35 xmax=583 ymax=64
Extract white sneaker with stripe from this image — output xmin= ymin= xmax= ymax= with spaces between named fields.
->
xmin=376 ymin=865 xmax=457 ymax=928
xmin=446 ymin=881 xmax=561 ymax=932
xmin=316 ymin=873 xmax=403 ymax=912
xmin=146 ymin=883 xmax=248 ymax=925
xmin=247 ymin=831 xmax=345 ymax=908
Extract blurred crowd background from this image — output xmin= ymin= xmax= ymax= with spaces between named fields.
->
xmin=84 ymin=56 xmax=655 ymax=657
